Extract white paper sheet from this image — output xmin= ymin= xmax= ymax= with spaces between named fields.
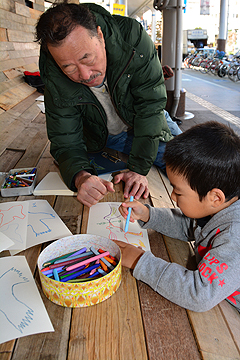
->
xmin=0 ymin=200 xmax=72 ymax=253
xmin=35 ymin=95 xmax=44 ymax=101
xmin=87 ymin=202 xmax=150 ymax=251
xmin=0 ymin=256 xmax=54 ymax=344
xmin=37 ymin=102 xmax=45 ymax=113
xmin=33 ymin=172 xmax=111 ymax=196
xmin=0 ymin=232 xmax=15 ymax=252
xmin=0 ymin=201 xmax=29 ymax=250
xmin=33 ymin=172 xmax=75 ymax=196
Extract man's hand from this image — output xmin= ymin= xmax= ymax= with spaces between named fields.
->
xmin=113 ymin=171 xmax=149 ymax=199
xmin=75 ymin=170 xmax=115 ymax=207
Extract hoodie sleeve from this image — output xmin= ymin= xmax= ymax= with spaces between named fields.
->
xmin=134 ymin=216 xmax=240 ymax=312
xmin=138 ymin=205 xmax=192 ymax=242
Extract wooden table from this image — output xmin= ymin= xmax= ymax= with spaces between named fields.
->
xmin=0 ymin=93 xmax=239 ymax=360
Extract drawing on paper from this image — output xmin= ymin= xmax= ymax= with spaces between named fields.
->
xmin=0 ymin=266 xmax=34 ymax=333
xmin=27 ymin=201 xmax=55 ymax=237
xmin=0 ymin=203 xmax=28 ymax=247
xmin=87 ymin=202 xmax=150 ymax=251
xmin=0 ymin=256 xmax=54 ymax=345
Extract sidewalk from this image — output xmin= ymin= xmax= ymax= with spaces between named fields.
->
xmin=178 ymin=69 xmax=240 ymax=135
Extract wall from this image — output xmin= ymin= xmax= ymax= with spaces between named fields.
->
xmin=0 ymin=0 xmax=44 ymax=111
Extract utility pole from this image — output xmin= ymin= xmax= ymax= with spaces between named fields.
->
xmin=218 ymin=0 xmax=228 ymax=52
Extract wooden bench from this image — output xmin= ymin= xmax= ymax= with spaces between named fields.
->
xmin=0 ymin=93 xmax=239 ymax=360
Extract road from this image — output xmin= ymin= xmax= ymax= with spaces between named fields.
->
xmin=179 ymin=68 xmax=240 ymax=134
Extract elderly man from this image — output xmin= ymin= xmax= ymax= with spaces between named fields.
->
xmin=36 ymin=2 xmax=181 ymax=207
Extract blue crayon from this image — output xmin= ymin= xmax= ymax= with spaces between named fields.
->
xmin=68 ymin=247 xmax=87 ymax=257
xmin=124 ymin=196 xmax=134 ymax=232
xmin=53 ymin=250 xmax=93 ymax=264
xmin=42 ymin=266 xmax=64 ymax=276
xmin=53 ymin=268 xmax=60 ymax=281
xmin=62 ymin=264 xmax=100 ymax=282
xmin=59 ymin=265 xmax=85 ymax=278
xmin=98 ymin=268 xmax=108 ymax=276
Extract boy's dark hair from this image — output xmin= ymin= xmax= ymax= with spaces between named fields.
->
xmin=35 ymin=2 xmax=98 ymax=52
xmin=164 ymin=121 xmax=240 ymax=201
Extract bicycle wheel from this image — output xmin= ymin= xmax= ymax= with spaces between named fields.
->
xmin=228 ymin=64 xmax=239 ymax=81
xmin=199 ymin=60 xmax=208 ymax=73
xmin=211 ymin=59 xmax=221 ymax=75
xmin=237 ymin=65 xmax=240 ymax=81
xmin=218 ymin=65 xmax=227 ymax=77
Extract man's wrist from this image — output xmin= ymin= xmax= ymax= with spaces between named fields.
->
xmin=74 ymin=170 xmax=91 ymax=189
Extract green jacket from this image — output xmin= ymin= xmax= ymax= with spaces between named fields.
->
xmin=39 ymin=3 xmax=172 ymax=191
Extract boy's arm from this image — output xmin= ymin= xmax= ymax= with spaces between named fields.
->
xmin=139 ymin=205 xmax=192 ymax=242
xmin=132 ymin=229 xmax=240 ymax=312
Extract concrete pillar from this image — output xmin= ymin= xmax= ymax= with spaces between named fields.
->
xmin=162 ymin=0 xmax=176 ymax=92
xmin=162 ymin=0 xmax=185 ymax=117
xmin=151 ymin=8 xmax=157 ymax=43
xmin=217 ymin=0 xmax=228 ymax=52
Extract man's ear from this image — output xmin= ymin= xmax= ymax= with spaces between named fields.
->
xmin=208 ymin=188 xmax=226 ymax=208
xmin=97 ymin=26 xmax=104 ymax=39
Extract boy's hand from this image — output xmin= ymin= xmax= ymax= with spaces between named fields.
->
xmin=113 ymin=240 xmax=145 ymax=269
xmin=119 ymin=198 xmax=150 ymax=223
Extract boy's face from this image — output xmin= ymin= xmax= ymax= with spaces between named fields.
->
xmin=166 ymin=166 xmax=213 ymax=219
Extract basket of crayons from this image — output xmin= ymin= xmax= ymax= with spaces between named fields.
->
xmin=1 ymin=167 xmax=37 ymax=197
xmin=38 ymin=234 xmax=121 ymax=307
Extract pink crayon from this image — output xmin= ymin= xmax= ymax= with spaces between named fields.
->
xmin=66 ymin=251 xmax=109 ymax=272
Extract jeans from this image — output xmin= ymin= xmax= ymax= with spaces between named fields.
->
xmin=106 ymin=110 xmax=182 ymax=171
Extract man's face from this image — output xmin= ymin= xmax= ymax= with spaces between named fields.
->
xmin=48 ymin=25 xmax=107 ymax=87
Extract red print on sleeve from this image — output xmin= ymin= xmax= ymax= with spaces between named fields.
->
xmin=227 ymin=291 xmax=240 ymax=305
xmin=198 ymin=228 xmax=220 ymax=257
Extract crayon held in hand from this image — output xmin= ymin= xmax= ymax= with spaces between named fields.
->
xmin=124 ymin=196 xmax=134 ymax=232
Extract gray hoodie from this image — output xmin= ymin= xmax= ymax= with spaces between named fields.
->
xmin=134 ymin=200 xmax=240 ymax=312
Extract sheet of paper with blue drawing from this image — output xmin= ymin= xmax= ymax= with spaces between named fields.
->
xmin=0 ymin=200 xmax=72 ymax=253
xmin=0 ymin=256 xmax=54 ymax=344
xmin=87 ymin=202 xmax=150 ymax=251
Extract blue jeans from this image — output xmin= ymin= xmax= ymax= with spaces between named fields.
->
xmin=106 ymin=110 xmax=182 ymax=171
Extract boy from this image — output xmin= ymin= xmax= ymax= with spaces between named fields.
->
xmin=116 ymin=121 xmax=240 ymax=312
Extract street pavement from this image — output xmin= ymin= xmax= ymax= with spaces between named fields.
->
xmin=178 ymin=68 xmax=240 ymax=135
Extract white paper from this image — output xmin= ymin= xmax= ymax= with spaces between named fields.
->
xmin=0 ymin=200 xmax=72 ymax=253
xmin=0 ymin=256 xmax=54 ymax=344
xmin=0 ymin=232 xmax=15 ymax=252
xmin=37 ymin=102 xmax=45 ymax=113
xmin=35 ymin=95 xmax=44 ymax=101
xmin=98 ymin=173 xmax=112 ymax=181
xmin=87 ymin=202 xmax=150 ymax=251
xmin=0 ymin=201 xmax=29 ymax=250
xmin=33 ymin=172 xmax=75 ymax=196
xmin=34 ymin=172 xmax=111 ymax=196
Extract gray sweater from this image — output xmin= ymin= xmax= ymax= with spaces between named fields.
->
xmin=134 ymin=200 xmax=240 ymax=312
